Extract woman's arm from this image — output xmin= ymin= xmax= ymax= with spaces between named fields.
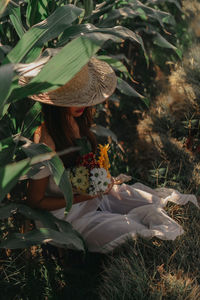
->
xmin=27 ymin=177 xmax=66 ymax=211
xmin=27 ymin=177 xmax=96 ymax=211
xmin=28 ymin=124 xmax=96 ymax=210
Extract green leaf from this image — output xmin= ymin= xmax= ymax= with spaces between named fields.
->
xmin=91 ymin=124 xmax=118 ymax=143
xmin=0 ymin=158 xmax=31 ymax=202
xmin=0 ymin=63 xmax=13 ymax=117
xmin=117 ymin=77 xmax=144 ymax=99
xmin=84 ymin=0 xmax=93 ymax=17
xmin=0 ymin=202 xmax=86 ymax=250
xmin=6 ymin=5 xmax=83 ymax=63
xmin=0 ymin=136 xmax=16 ymax=166
xmin=21 ymin=140 xmax=74 ymax=213
xmin=0 ymin=227 xmax=85 ymax=250
xmin=58 ymin=24 xmax=145 ymax=54
xmin=8 ymin=1 xmax=26 ymax=38
xmin=153 ymin=32 xmax=177 ymax=50
xmin=21 ymin=102 xmax=42 ymax=138
xmin=97 ymin=55 xmax=130 ymax=78
xmin=9 ymin=25 xmax=145 ymax=103
xmin=26 ymin=0 xmax=49 ymax=27
xmin=146 ymin=0 xmax=182 ymax=12
xmin=0 ymin=0 xmax=10 ymax=17
xmin=0 ymin=143 xmax=60 ymax=202
xmin=98 ymin=6 xmax=141 ymax=27
xmin=9 ymin=36 xmax=100 ymax=102
xmin=129 ymin=0 xmax=175 ymax=27
xmin=0 ymin=203 xmax=58 ymax=229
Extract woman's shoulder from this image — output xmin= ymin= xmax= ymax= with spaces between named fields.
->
xmin=34 ymin=122 xmax=56 ymax=151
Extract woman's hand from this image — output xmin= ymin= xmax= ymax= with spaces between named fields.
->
xmin=73 ymin=177 xmax=114 ymax=203
xmin=73 ymin=193 xmax=97 ymax=203
xmin=103 ymin=177 xmax=114 ymax=195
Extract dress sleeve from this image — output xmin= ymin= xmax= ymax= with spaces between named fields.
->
xmin=31 ymin=165 xmax=51 ymax=180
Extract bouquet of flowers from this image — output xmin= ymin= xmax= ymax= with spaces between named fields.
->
xmin=70 ymin=144 xmax=112 ymax=196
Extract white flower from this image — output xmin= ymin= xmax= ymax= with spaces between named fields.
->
xmin=90 ymin=176 xmax=111 ymax=194
xmin=90 ymin=168 xmax=103 ymax=179
xmin=89 ymin=167 xmax=111 ymax=195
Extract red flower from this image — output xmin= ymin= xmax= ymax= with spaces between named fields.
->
xmin=76 ymin=152 xmax=100 ymax=170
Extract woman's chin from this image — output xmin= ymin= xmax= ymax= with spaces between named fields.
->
xmin=74 ymin=110 xmax=85 ymax=117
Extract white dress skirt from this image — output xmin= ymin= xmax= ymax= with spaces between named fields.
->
xmin=32 ymin=166 xmax=199 ymax=253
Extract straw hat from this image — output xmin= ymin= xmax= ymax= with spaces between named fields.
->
xmin=18 ymin=49 xmax=117 ymax=107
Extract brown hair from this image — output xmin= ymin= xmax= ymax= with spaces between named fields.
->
xmin=42 ymin=104 xmax=97 ymax=168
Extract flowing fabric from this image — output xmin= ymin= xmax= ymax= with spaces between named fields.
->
xmin=32 ymin=167 xmax=199 ymax=253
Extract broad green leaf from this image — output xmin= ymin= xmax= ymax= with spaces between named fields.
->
xmin=0 ymin=145 xmax=58 ymax=202
xmin=0 ymin=0 xmax=10 ymax=17
xmin=0 ymin=227 xmax=85 ymax=250
xmin=8 ymin=2 xmax=26 ymax=38
xmin=29 ymin=36 xmax=100 ymax=89
xmin=58 ymin=24 xmax=145 ymax=53
xmin=97 ymin=55 xmax=130 ymax=78
xmin=9 ymin=36 xmax=100 ymax=102
xmin=117 ymin=77 xmax=144 ymax=99
xmin=128 ymin=1 xmax=175 ymax=27
xmin=0 ymin=158 xmax=31 ymax=202
xmin=0 ymin=63 xmax=13 ymax=117
xmin=0 ymin=44 xmax=11 ymax=62
xmin=6 ymin=5 xmax=83 ymax=63
xmin=153 ymin=32 xmax=177 ymax=50
xmin=26 ymin=0 xmax=49 ymax=27
xmin=89 ymin=2 xmax=114 ymax=26
xmin=91 ymin=124 xmax=118 ymax=143
xmin=0 ymin=203 xmax=58 ymax=229
xmin=9 ymin=26 xmax=145 ymax=103
xmin=0 ymin=202 xmax=85 ymax=250
xmin=0 ymin=136 xmax=16 ymax=166
xmin=84 ymin=0 xmax=93 ymax=17
xmin=0 ymin=113 xmax=13 ymax=139
xmin=146 ymin=0 xmax=182 ymax=11
xmin=21 ymin=140 xmax=74 ymax=213
xmin=21 ymin=102 xmax=42 ymax=138
xmin=98 ymin=6 xmax=141 ymax=27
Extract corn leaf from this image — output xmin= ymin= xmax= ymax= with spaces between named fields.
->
xmin=21 ymin=102 xmax=42 ymax=138
xmin=20 ymin=140 xmax=74 ymax=213
xmin=0 ymin=203 xmax=58 ymax=229
xmin=0 ymin=202 xmax=86 ymax=250
xmin=97 ymin=55 xmax=130 ymax=79
xmin=6 ymin=5 xmax=83 ymax=63
xmin=9 ymin=36 xmax=100 ymax=102
xmin=58 ymin=24 xmax=145 ymax=52
xmin=146 ymin=0 xmax=182 ymax=11
xmin=117 ymin=77 xmax=144 ymax=99
xmin=0 ymin=63 xmax=13 ymax=117
xmin=26 ymin=0 xmax=49 ymax=27
xmin=0 ymin=227 xmax=85 ymax=250
xmin=8 ymin=1 xmax=26 ymax=38
xmin=0 ymin=158 xmax=31 ymax=202
xmin=0 ymin=0 xmax=10 ymax=17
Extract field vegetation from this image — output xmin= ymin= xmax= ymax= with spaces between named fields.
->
xmin=0 ymin=0 xmax=199 ymax=299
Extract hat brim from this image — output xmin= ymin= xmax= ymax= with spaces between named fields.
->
xmin=21 ymin=58 xmax=117 ymax=107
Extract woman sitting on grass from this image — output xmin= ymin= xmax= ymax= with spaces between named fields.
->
xmin=22 ymin=53 xmax=199 ymax=253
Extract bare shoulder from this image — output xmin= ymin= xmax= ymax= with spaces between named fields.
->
xmin=34 ymin=123 xmax=56 ymax=151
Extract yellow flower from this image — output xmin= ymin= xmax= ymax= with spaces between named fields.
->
xmin=98 ymin=144 xmax=111 ymax=177
xmin=71 ymin=174 xmax=89 ymax=193
xmin=75 ymin=166 xmax=89 ymax=177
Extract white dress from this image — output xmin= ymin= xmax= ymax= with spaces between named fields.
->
xmin=32 ymin=166 xmax=199 ymax=253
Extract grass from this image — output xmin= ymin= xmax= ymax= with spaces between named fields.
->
xmin=0 ymin=200 xmax=200 ymax=299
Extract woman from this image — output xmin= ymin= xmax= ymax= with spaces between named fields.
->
xmin=23 ymin=54 xmax=199 ymax=253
